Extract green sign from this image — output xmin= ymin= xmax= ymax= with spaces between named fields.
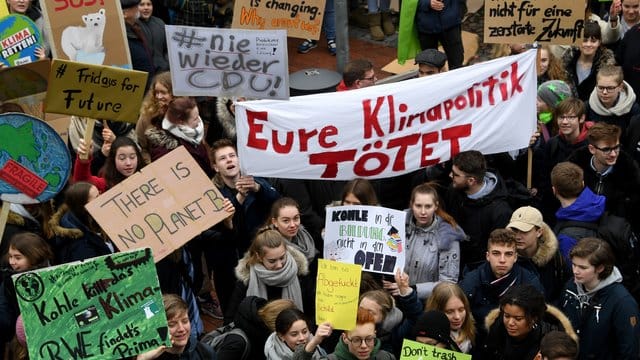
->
xmin=12 ymin=248 xmax=171 ymax=359
xmin=400 ymin=339 xmax=472 ymax=360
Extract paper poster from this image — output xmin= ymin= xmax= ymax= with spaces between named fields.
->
xmin=324 ymin=205 xmax=406 ymax=275
xmin=40 ymin=0 xmax=131 ymax=67
xmin=0 ymin=113 xmax=71 ymax=204
xmin=231 ymin=0 xmax=326 ymax=40
xmin=85 ymin=146 xmax=229 ymax=262
xmin=0 ymin=2 xmax=8 ymax=18
xmin=316 ymin=259 xmax=361 ymax=330
xmin=166 ymin=25 xmax=289 ymax=99
xmin=12 ymin=248 xmax=171 ymax=360
xmin=400 ymin=339 xmax=472 ymax=360
xmin=484 ymin=0 xmax=584 ymax=44
xmin=0 ymin=14 xmax=42 ymax=66
xmin=45 ymin=59 xmax=148 ymax=122
xmin=235 ymin=50 xmax=538 ymax=180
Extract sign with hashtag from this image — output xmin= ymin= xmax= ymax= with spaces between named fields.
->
xmin=166 ymin=25 xmax=289 ymax=99
xmin=44 ymin=59 xmax=148 ymax=123
xmin=231 ymin=0 xmax=326 ymax=39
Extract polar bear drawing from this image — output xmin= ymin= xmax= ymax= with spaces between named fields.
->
xmin=60 ymin=9 xmax=106 ymax=62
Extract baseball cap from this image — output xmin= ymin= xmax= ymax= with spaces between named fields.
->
xmin=508 ymin=206 xmax=544 ymax=232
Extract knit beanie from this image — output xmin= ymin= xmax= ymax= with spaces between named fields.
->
xmin=537 ymin=80 xmax=572 ymax=110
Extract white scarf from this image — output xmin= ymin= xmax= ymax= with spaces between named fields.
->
xmin=246 ymin=249 xmax=304 ymax=310
xmin=162 ymin=117 xmax=204 ymax=145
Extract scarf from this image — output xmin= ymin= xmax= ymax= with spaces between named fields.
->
xmin=332 ymin=337 xmax=382 ymax=360
xmin=264 ymin=332 xmax=295 ymax=360
xmin=247 ymin=249 xmax=304 ymax=310
xmin=290 ymin=226 xmax=318 ymax=264
xmin=588 ymin=81 xmax=637 ymax=116
xmin=162 ymin=117 xmax=204 ymax=145
xmin=489 ymin=270 xmax=517 ymax=298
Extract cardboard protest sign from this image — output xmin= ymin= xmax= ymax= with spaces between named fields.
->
xmin=0 ymin=59 xmax=49 ymax=119
xmin=316 ymin=259 xmax=361 ymax=330
xmin=0 ymin=14 xmax=43 ymax=66
xmin=85 ymin=146 xmax=229 ymax=262
xmin=45 ymin=59 xmax=148 ymax=123
xmin=0 ymin=113 xmax=71 ymax=204
xmin=40 ymin=0 xmax=131 ymax=67
xmin=231 ymin=0 xmax=326 ymax=40
xmin=12 ymin=248 xmax=171 ymax=359
xmin=324 ymin=205 xmax=406 ymax=275
xmin=236 ymin=50 xmax=537 ymax=180
xmin=400 ymin=339 xmax=472 ymax=360
xmin=166 ymin=25 xmax=289 ymax=99
xmin=484 ymin=0 xmax=584 ymax=44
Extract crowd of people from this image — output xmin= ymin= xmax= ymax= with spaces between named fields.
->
xmin=2 ymin=0 xmax=640 ymax=359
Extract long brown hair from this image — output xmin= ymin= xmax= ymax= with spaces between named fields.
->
xmin=538 ymin=45 xmax=568 ymax=82
xmin=425 ymin=282 xmax=476 ymax=345
xmin=140 ymin=72 xmax=172 ymax=119
xmin=409 ymin=182 xmax=458 ymax=227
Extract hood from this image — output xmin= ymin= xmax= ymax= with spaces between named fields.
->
xmin=144 ymin=126 xmax=179 ymax=151
xmin=405 ymin=210 xmax=467 ymax=250
xmin=235 ymin=246 xmax=309 ymax=285
xmin=380 ymin=306 xmax=403 ymax=333
xmin=558 ymin=121 xmax=593 ymax=145
xmin=588 ymin=81 xmax=637 ymax=116
xmin=484 ymin=305 xmax=578 ymax=341
xmin=215 ymin=97 xmax=237 ymax=140
xmin=234 ymin=295 xmax=270 ymax=334
xmin=555 ymin=186 xmax=605 ymax=223
xmin=531 ymin=224 xmax=560 ymax=266
xmin=49 ymin=205 xmax=84 ymax=240
xmin=574 ymin=266 xmax=623 ymax=299
xmin=468 ymin=171 xmax=498 ymax=200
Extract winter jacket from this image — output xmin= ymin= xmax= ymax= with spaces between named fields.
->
xmin=567 ymin=146 xmax=640 ymax=229
xmin=563 ymin=46 xmax=616 ymax=102
xmin=0 ymin=205 xmax=43 ymax=263
xmin=415 ymin=0 xmax=464 ymax=34
xmin=586 ymin=81 xmax=640 ymax=136
xmin=445 ymin=171 xmax=512 ymax=267
xmin=481 ymin=304 xmax=578 ymax=360
xmin=126 ymin=21 xmax=155 ymax=90
xmin=155 ymin=339 xmax=217 ymax=359
xmin=145 ymin=125 xmax=214 ymax=178
xmin=554 ymin=186 xmax=606 ymax=261
xmin=616 ymin=23 xmax=640 ymax=104
xmin=218 ymin=296 xmax=271 ymax=360
xmin=297 ymin=337 xmax=395 ymax=360
xmin=72 ymin=155 xmax=107 ymax=193
xmin=459 ymin=261 xmax=545 ymax=339
xmin=49 ymin=205 xmax=113 ymax=264
xmin=139 ymin=15 xmax=169 ymax=72
xmin=561 ymin=267 xmax=640 ymax=359
xmin=404 ymin=212 xmax=465 ymax=299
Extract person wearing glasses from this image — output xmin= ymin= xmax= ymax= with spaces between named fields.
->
xmin=586 ymin=65 xmax=640 ymax=137
xmin=567 ymin=122 xmax=640 ymax=230
xmin=336 ymin=59 xmax=378 ymax=91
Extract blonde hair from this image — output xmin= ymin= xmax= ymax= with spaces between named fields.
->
xmin=258 ymin=299 xmax=296 ymax=332
xmin=246 ymin=229 xmax=287 ymax=266
xmin=425 ymin=282 xmax=476 ymax=346
xmin=140 ymin=72 xmax=172 ymax=119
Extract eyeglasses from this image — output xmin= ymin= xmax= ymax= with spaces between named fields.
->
xmin=346 ymin=336 xmax=376 ymax=346
xmin=596 ymin=85 xmax=620 ymax=93
xmin=360 ymin=74 xmax=377 ymax=82
xmin=592 ymin=144 xmax=621 ymax=154
xmin=558 ymin=115 xmax=579 ymax=121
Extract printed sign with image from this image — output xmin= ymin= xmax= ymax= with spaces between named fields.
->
xmin=400 ymin=339 xmax=472 ymax=360
xmin=316 ymin=259 xmax=361 ymax=330
xmin=166 ymin=25 xmax=289 ymax=99
xmin=484 ymin=0 xmax=584 ymax=44
xmin=45 ymin=59 xmax=148 ymax=123
xmin=324 ymin=205 xmax=406 ymax=275
xmin=85 ymin=146 xmax=229 ymax=262
xmin=12 ymin=248 xmax=171 ymax=360
xmin=0 ymin=14 xmax=42 ymax=66
xmin=231 ymin=0 xmax=326 ymax=40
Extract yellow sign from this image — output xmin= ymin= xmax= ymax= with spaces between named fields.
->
xmin=231 ymin=0 xmax=326 ymax=40
xmin=45 ymin=59 xmax=148 ymax=123
xmin=0 ymin=2 xmax=8 ymax=18
xmin=85 ymin=146 xmax=229 ymax=262
xmin=400 ymin=339 xmax=472 ymax=360
xmin=316 ymin=259 xmax=361 ymax=330
xmin=484 ymin=0 xmax=584 ymax=45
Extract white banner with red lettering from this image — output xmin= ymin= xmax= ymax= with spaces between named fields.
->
xmin=235 ymin=50 xmax=537 ymax=180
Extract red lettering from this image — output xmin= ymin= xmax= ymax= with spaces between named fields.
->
xmin=442 ymin=124 xmax=472 ymax=157
xmin=272 ymin=130 xmax=293 ymax=154
xmin=54 ymin=0 xmax=68 ymax=10
xmin=354 ymin=151 xmax=389 ymax=177
xmin=298 ymin=128 xmax=318 ymax=152
xmin=510 ymin=62 xmax=523 ymax=96
xmin=362 ymin=96 xmax=385 ymax=139
xmin=309 ymin=150 xmax=357 ymax=178
xmin=246 ymin=110 xmax=268 ymax=150
xmin=387 ymin=134 xmax=420 ymax=171
xmin=482 ymin=76 xmax=500 ymax=105
xmin=318 ymin=126 xmax=338 ymax=148
xmin=420 ymin=131 xmax=440 ymax=167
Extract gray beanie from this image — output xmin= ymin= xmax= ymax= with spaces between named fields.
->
xmin=537 ymin=80 xmax=572 ymax=109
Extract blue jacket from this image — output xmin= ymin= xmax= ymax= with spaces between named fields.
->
xmin=415 ymin=0 xmax=464 ymax=34
xmin=554 ymin=187 xmax=606 ymax=261
xmin=561 ymin=268 xmax=640 ymax=360
xmin=51 ymin=207 xmax=113 ymax=265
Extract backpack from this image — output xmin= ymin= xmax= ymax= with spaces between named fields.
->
xmin=200 ymin=322 xmax=250 ymax=360
xmin=555 ymin=212 xmax=640 ymax=300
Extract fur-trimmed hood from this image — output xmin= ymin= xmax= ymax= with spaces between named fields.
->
xmin=144 ymin=126 xmax=179 ymax=151
xmin=484 ymin=304 xmax=578 ymax=342
xmin=215 ymin=97 xmax=237 ymax=140
xmin=49 ymin=204 xmax=83 ymax=240
xmin=235 ymin=245 xmax=309 ymax=284
xmin=531 ymin=224 xmax=560 ymax=267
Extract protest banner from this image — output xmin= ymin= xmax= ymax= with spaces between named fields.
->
xmin=45 ymin=59 xmax=148 ymax=123
xmin=85 ymin=146 xmax=229 ymax=262
xmin=324 ymin=205 xmax=406 ymax=275
xmin=166 ymin=25 xmax=289 ymax=99
xmin=231 ymin=0 xmax=326 ymax=40
xmin=0 ymin=14 xmax=42 ymax=67
xmin=400 ymin=339 xmax=472 ymax=360
xmin=40 ymin=0 xmax=131 ymax=68
xmin=12 ymin=248 xmax=171 ymax=359
xmin=484 ymin=0 xmax=584 ymax=45
xmin=235 ymin=50 xmax=538 ymax=180
xmin=316 ymin=259 xmax=361 ymax=330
